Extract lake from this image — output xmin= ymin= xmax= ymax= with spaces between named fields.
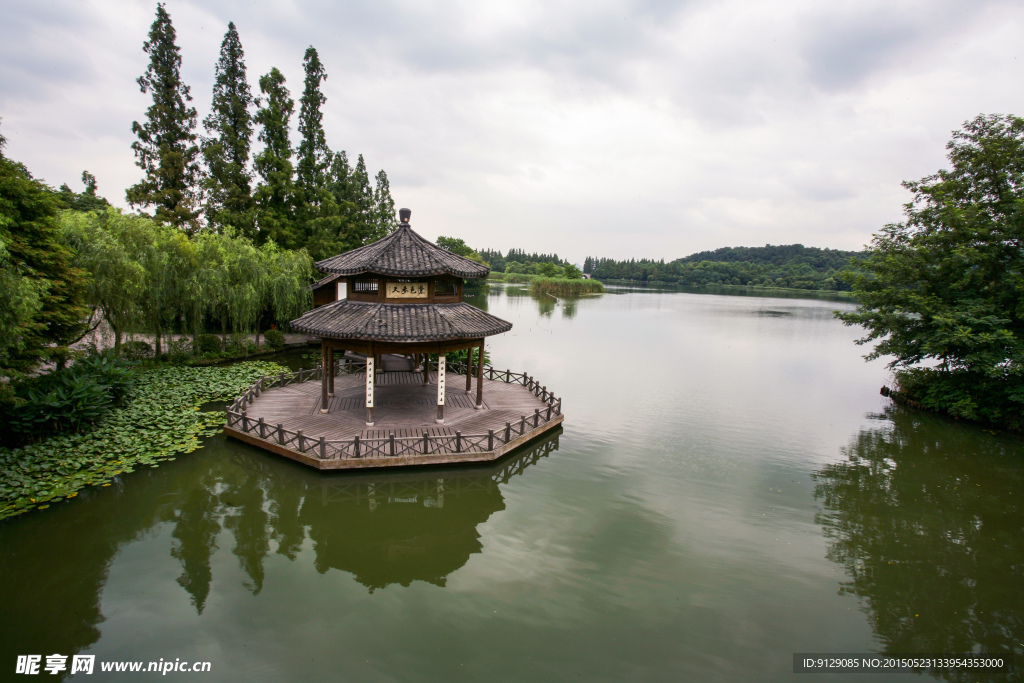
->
xmin=1 ymin=284 xmax=1021 ymax=681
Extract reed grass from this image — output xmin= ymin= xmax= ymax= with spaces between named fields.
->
xmin=529 ymin=277 xmax=605 ymax=296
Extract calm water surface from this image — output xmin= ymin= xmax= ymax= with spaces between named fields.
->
xmin=2 ymin=285 xmax=1022 ymax=682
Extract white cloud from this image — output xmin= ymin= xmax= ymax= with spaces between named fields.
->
xmin=3 ymin=0 xmax=1024 ymax=260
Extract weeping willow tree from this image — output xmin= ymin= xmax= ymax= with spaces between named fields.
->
xmin=259 ymin=240 xmax=313 ymax=346
xmin=61 ymin=209 xmax=155 ymax=351
xmin=65 ymin=210 xmax=313 ymax=356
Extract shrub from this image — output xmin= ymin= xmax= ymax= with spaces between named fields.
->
xmin=264 ymin=329 xmax=286 ymax=350
xmin=193 ymin=334 xmax=222 ymax=355
xmin=227 ymin=333 xmax=256 ymax=356
xmin=0 ymin=353 xmax=136 ymax=440
xmin=120 ymin=340 xmax=152 ymax=359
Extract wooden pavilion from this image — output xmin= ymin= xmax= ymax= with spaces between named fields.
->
xmin=223 ymin=209 xmax=562 ymax=469
xmin=290 ymin=208 xmax=512 ymax=426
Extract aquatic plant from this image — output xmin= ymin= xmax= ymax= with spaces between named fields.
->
xmin=528 ymin=277 xmax=605 ymax=297
xmin=0 ymin=360 xmax=283 ymax=520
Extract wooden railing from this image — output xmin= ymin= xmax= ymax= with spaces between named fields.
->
xmin=225 ymin=362 xmax=562 ymax=461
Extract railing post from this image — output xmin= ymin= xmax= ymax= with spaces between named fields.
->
xmin=556 ymin=399 xmax=562 ymax=415
xmin=488 ymin=430 xmax=494 ymax=451
xmin=319 ymin=436 xmax=326 ymax=459
xmin=505 ymin=422 xmax=511 ymax=442
xmin=520 ymin=415 xmax=526 ymax=434
xmin=353 ymin=435 xmax=360 ymax=458
xmin=506 ymin=369 xmax=510 ymax=382
xmin=390 ymin=432 xmax=396 ymax=456
xmin=546 ymin=405 xmax=552 ymax=421
xmin=422 ymin=432 xmax=429 ymax=455
xmin=455 ymin=431 xmax=462 ymax=452
xmin=258 ymin=417 xmax=266 ymax=438
xmin=279 ymin=371 xmax=285 ymax=387
xmin=534 ymin=409 xmax=540 ymax=427
xmin=277 ymin=423 xmax=284 ymax=444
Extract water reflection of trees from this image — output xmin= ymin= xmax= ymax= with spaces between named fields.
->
xmin=813 ymin=407 xmax=1023 ymax=680
xmin=0 ymin=431 xmax=560 ymax=679
xmin=186 ymin=430 xmax=561 ymax=598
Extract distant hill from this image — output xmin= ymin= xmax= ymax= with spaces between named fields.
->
xmin=588 ymin=244 xmax=865 ymax=292
xmin=674 ymin=244 xmax=861 ymax=270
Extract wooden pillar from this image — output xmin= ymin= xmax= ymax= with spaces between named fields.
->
xmin=365 ymin=353 xmax=375 ymax=426
xmin=475 ymin=340 xmax=485 ymax=408
xmin=423 ymin=353 xmax=429 ymax=384
xmin=465 ymin=346 xmax=474 ymax=391
xmin=436 ymin=354 xmax=446 ymax=423
xmin=327 ymin=346 xmax=335 ymax=396
xmin=320 ymin=341 xmax=329 ymax=413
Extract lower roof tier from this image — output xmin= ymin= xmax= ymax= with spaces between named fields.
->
xmin=290 ymin=300 xmax=513 ymax=343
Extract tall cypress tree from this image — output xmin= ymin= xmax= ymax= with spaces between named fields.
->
xmin=295 ymin=46 xmax=337 ymax=247
xmin=371 ymin=169 xmax=397 ymax=241
xmin=253 ymin=67 xmax=298 ymax=249
xmin=349 ymin=154 xmax=375 ymax=246
xmin=296 ymin=47 xmax=330 ymax=198
xmin=202 ymin=22 xmax=254 ymax=238
xmin=127 ymin=3 xmax=201 ymax=233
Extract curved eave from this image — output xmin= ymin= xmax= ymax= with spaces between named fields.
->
xmin=290 ymin=301 xmax=512 ymax=343
xmin=314 ymin=225 xmax=490 ymax=280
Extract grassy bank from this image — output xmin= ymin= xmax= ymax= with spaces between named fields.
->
xmin=0 ymin=361 xmax=283 ymax=521
xmin=529 ymin=277 xmax=606 ymax=296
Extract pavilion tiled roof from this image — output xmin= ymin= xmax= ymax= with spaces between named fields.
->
xmin=290 ymin=300 xmax=512 ymax=342
xmin=315 ymin=224 xmax=489 ymax=279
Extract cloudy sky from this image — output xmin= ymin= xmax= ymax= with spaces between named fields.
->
xmin=2 ymin=0 xmax=1023 ymax=262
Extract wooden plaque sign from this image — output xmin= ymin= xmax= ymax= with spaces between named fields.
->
xmin=386 ymin=281 xmax=428 ymax=299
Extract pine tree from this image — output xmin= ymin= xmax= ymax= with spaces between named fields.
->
xmin=252 ymin=67 xmax=298 ymax=248
xmin=296 ymin=47 xmax=330 ymax=201
xmin=202 ymin=22 xmax=255 ymax=238
xmin=126 ymin=3 xmax=202 ymax=233
xmin=371 ymin=169 xmax=397 ymax=241
xmin=349 ymin=154 xmax=374 ymax=245
xmin=295 ymin=46 xmax=338 ymax=250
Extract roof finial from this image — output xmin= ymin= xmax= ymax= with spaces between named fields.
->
xmin=399 ymin=208 xmax=411 ymax=224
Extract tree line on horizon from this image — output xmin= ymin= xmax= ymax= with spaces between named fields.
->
xmin=125 ymin=3 xmax=397 ymax=259
xmin=580 ymin=244 xmax=863 ymax=291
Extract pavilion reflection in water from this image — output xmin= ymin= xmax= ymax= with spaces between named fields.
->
xmin=213 ymin=429 xmax=561 ymax=594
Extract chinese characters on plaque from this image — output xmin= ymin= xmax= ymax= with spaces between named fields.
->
xmin=386 ymin=281 xmax=428 ymax=299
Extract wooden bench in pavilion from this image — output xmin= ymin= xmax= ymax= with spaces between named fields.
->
xmin=224 ymin=209 xmax=563 ymax=469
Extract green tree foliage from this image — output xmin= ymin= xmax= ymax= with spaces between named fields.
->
xmin=372 ymin=169 xmax=398 ymax=240
xmin=0 ymin=133 xmax=89 ymax=378
xmin=61 ymin=209 xmax=151 ymax=351
xmin=838 ymin=114 xmax=1024 ymax=430
xmin=436 ymin=236 xmax=488 ymax=265
xmin=202 ymin=22 xmax=255 ymax=238
xmin=57 ymin=171 xmax=111 ymax=213
xmin=583 ymin=244 xmax=860 ymax=290
xmin=253 ymin=67 xmax=298 ymax=248
xmin=295 ymin=46 xmax=340 ymax=250
xmin=127 ymin=3 xmax=202 ymax=233
xmin=562 ymin=263 xmax=583 ymax=279
xmin=479 ymin=247 xmax=566 ymax=272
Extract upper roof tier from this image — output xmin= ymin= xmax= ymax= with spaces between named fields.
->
xmin=315 ymin=210 xmax=489 ymax=279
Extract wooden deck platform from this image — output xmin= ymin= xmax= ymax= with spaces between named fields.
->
xmin=224 ymin=363 xmax=563 ymax=470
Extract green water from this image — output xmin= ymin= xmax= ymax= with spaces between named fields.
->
xmin=2 ymin=286 xmax=1022 ymax=681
